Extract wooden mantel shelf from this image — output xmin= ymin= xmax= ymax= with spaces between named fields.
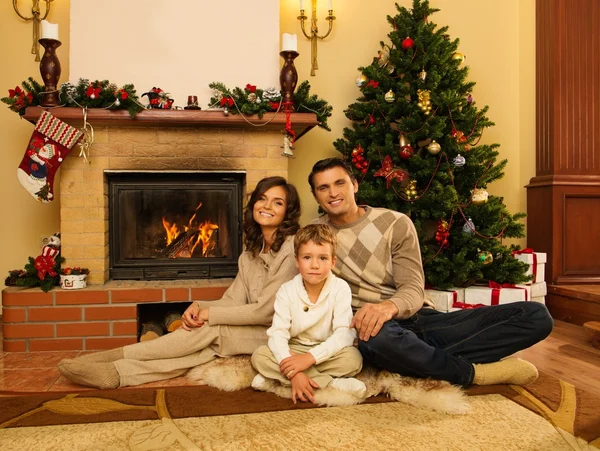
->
xmin=23 ymin=107 xmax=319 ymax=140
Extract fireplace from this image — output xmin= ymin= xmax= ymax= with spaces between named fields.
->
xmin=107 ymin=171 xmax=244 ymax=280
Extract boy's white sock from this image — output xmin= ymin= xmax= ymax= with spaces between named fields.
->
xmin=251 ymin=373 xmax=274 ymax=391
xmin=329 ymin=377 xmax=367 ymax=397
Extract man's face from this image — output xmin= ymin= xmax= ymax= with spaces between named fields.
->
xmin=312 ymin=167 xmax=359 ymax=222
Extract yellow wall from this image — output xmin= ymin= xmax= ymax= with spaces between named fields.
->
xmin=281 ymin=0 xmax=536 ymax=245
xmin=0 ymin=1 xmax=71 ymax=305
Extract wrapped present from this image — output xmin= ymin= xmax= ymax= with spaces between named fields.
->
xmin=464 ymin=282 xmax=530 ymax=306
xmin=532 ymin=296 xmax=546 ymax=304
xmin=512 ymin=248 xmax=547 ymax=284
xmin=425 ymin=288 xmax=465 ymax=312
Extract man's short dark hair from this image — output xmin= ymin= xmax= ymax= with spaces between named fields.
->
xmin=308 ymin=158 xmax=356 ymax=193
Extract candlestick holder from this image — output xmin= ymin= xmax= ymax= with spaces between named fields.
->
xmin=279 ymin=50 xmax=299 ymax=104
xmin=298 ymin=0 xmax=336 ymax=76
xmin=39 ymin=38 xmax=61 ymax=107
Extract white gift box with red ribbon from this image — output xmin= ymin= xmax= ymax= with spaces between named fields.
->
xmin=532 ymin=296 xmax=545 ymax=304
xmin=425 ymin=288 xmax=465 ymax=312
xmin=464 ymin=282 xmax=531 ymax=307
xmin=517 ymin=281 xmax=546 ymax=298
xmin=512 ymin=249 xmax=547 ymax=284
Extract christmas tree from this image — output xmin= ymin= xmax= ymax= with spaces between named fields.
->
xmin=334 ymin=0 xmax=531 ymax=290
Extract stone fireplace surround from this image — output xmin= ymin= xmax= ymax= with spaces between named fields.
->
xmin=2 ymin=108 xmax=317 ymax=352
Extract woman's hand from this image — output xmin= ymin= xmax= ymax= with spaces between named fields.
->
xmin=181 ymin=302 xmax=208 ymax=331
xmin=290 ymin=372 xmax=319 ymax=404
xmin=280 ymin=352 xmax=316 ymax=379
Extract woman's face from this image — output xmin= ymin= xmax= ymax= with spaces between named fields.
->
xmin=252 ymin=185 xmax=288 ymax=230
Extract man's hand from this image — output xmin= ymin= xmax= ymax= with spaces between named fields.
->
xmin=290 ymin=372 xmax=319 ymax=404
xmin=181 ymin=303 xmax=209 ymax=331
xmin=280 ymin=352 xmax=316 ymax=379
xmin=350 ymin=301 xmax=399 ymax=341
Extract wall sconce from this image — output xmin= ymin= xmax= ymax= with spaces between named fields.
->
xmin=13 ymin=0 xmax=55 ymax=62
xmin=297 ymin=0 xmax=335 ymax=76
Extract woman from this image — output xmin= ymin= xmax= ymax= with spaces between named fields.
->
xmin=58 ymin=176 xmax=301 ymax=389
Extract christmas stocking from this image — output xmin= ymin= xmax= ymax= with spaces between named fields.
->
xmin=17 ymin=111 xmax=83 ymax=203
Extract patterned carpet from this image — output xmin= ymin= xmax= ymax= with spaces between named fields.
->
xmin=0 ymin=371 xmax=598 ymax=450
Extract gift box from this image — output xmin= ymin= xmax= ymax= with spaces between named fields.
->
xmin=532 ymin=296 xmax=545 ymax=304
xmin=425 ymin=288 xmax=465 ymax=312
xmin=464 ymin=283 xmax=530 ymax=306
xmin=512 ymin=249 xmax=547 ymax=284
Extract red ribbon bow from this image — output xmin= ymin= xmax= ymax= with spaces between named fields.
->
xmin=34 ymin=255 xmax=57 ymax=280
xmin=487 ymin=281 xmax=529 ymax=304
xmin=220 ymin=96 xmax=234 ymax=107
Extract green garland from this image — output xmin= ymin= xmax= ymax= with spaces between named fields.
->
xmin=0 ymin=77 xmax=44 ymax=115
xmin=60 ymin=79 xmax=145 ymax=118
xmin=209 ymin=80 xmax=333 ymax=131
xmin=5 ymin=255 xmax=65 ymax=292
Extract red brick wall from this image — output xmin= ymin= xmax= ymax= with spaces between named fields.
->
xmin=1 ymin=285 xmax=229 ymax=352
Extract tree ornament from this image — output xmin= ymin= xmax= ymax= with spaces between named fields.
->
xmin=223 ymin=106 xmax=229 ymax=116
xmin=90 ymin=93 xmax=96 ymax=100
xmin=462 ymin=218 xmax=475 ymax=235
xmin=451 ymin=128 xmax=467 ymax=144
xmin=426 ymin=140 xmax=441 ymax=155
xmin=471 ymin=188 xmax=489 ymax=205
xmin=384 ymin=90 xmax=395 ymax=103
xmin=419 ymin=69 xmax=427 ymax=82
xmin=453 ymin=154 xmax=466 ymax=167
xmin=114 ymin=98 xmax=121 ymax=107
xmin=355 ymin=75 xmax=368 ymax=87
xmin=452 ymin=52 xmax=466 ymax=64
xmin=401 ymin=37 xmax=415 ymax=50
xmin=399 ymin=133 xmax=409 ymax=148
xmin=247 ymin=92 xmax=257 ymax=103
xmin=399 ymin=144 xmax=415 ymax=160
xmin=435 ymin=220 xmax=450 ymax=248
xmin=377 ymin=45 xmax=395 ymax=74
xmin=416 ymin=89 xmax=433 ymax=114
xmin=374 ymin=155 xmax=409 ymax=188
xmin=404 ymin=180 xmax=418 ymax=199
xmin=466 ymin=93 xmax=473 ymax=105
xmin=477 ymin=249 xmax=494 ymax=265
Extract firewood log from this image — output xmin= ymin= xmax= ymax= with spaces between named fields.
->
xmin=140 ymin=321 xmax=164 ymax=342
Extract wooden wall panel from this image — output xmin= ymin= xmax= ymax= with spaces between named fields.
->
xmin=563 ymin=195 xmax=600 ymax=275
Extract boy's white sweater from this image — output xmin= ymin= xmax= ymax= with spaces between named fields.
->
xmin=267 ymin=272 xmax=356 ymax=365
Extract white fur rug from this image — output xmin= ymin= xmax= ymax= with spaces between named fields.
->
xmin=187 ymin=356 xmax=471 ymax=415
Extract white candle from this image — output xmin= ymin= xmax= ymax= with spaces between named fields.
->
xmin=328 ymin=0 xmax=333 ymax=10
xmin=299 ymin=0 xmax=304 ymax=10
xmin=282 ymin=33 xmax=298 ymax=52
xmin=41 ymin=20 xmax=59 ymax=40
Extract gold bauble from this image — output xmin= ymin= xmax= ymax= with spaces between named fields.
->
xmin=471 ymin=188 xmax=489 ymax=206
xmin=419 ymin=69 xmax=427 ymax=81
xmin=427 ymin=140 xmax=441 ymax=155
xmin=452 ymin=52 xmax=466 ymax=64
xmin=384 ymin=90 xmax=396 ymax=103
xmin=355 ymin=75 xmax=368 ymax=87
xmin=477 ymin=249 xmax=494 ymax=265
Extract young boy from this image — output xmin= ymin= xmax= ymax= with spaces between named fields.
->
xmin=251 ymin=224 xmax=366 ymax=404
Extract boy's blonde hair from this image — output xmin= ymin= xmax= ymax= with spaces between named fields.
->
xmin=293 ymin=224 xmax=338 ymax=257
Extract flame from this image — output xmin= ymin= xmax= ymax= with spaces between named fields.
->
xmin=161 ymin=201 xmax=219 ymax=258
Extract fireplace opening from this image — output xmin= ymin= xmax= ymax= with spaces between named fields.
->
xmin=107 ymin=171 xmax=244 ymax=280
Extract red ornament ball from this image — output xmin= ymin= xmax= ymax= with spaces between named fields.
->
xmin=399 ymin=145 xmax=415 ymax=160
xmin=401 ymin=37 xmax=414 ymax=50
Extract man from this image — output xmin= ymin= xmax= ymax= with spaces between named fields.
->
xmin=309 ymin=158 xmax=553 ymax=386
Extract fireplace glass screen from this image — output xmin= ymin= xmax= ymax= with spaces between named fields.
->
xmin=107 ymin=171 xmax=244 ymax=280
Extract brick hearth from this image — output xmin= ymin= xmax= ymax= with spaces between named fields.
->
xmin=2 ymin=108 xmax=317 ymax=352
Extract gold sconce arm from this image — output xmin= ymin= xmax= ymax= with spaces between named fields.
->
xmin=297 ymin=0 xmax=336 ymax=76
xmin=13 ymin=0 xmax=54 ymax=62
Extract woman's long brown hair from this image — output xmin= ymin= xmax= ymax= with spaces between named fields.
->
xmin=243 ymin=177 xmax=301 ymax=257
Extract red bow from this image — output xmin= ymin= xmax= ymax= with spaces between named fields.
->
xmin=366 ymin=80 xmax=379 ymax=88
xmin=488 ymin=281 xmax=529 ymax=303
xmin=85 ymin=86 xmax=101 ymax=98
xmin=452 ymin=301 xmax=486 ymax=310
xmin=34 ymin=255 xmax=57 ymax=280
xmin=220 ymin=96 xmax=234 ymax=107
xmin=245 ymin=84 xmax=257 ymax=93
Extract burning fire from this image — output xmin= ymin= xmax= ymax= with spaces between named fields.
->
xmin=161 ymin=202 xmax=219 ymax=258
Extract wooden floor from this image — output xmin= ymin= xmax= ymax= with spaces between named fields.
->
xmin=518 ymin=320 xmax=600 ymax=397
xmin=0 ymin=319 xmax=599 ymax=396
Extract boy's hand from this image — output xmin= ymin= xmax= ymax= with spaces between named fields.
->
xmin=280 ymin=352 xmax=316 ymax=379
xmin=290 ymin=372 xmax=319 ymax=404
xmin=350 ymin=301 xmax=398 ymax=341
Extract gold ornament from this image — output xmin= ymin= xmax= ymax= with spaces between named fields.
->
xmin=427 ymin=140 xmax=441 ymax=155
xmin=384 ymin=90 xmax=395 ymax=103
xmin=356 ymin=75 xmax=368 ymax=87
xmin=419 ymin=69 xmax=427 ymax=81
xmin=404 ymin=180 xmax=418 ymax=200
xmin=471 ymin=188 xmax=489 ymax=206
xmin=399 ymin=133 xmax=409 ymax=148
xmin=452 ymin=52 xmax=466 ymax=64
xmin=477 ymin=249 xmax=494 ymax=265
xmin=416 ymin=89 xmax=433 ymax=114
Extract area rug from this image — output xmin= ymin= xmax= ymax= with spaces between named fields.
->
xmin=0 ymin=372 xmax=598 ymax=450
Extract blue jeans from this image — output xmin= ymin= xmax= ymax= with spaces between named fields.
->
xmin=358 ymin=302 xmax=554 ymax=386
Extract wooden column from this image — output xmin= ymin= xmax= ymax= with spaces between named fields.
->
xmin=527 ymin=0 xmax=600 ymax=286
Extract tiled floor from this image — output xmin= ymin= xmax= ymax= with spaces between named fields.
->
xmin=0 ymin=318 xmax=204 ymax=393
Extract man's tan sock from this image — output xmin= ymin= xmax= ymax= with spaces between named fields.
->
xmin=473 ymin=358 xmax=538 ymax=386
xmin=78 ymin=347 xmax=124 ymax=363
xmin=58 ymin=360 xmax=120 ymax=389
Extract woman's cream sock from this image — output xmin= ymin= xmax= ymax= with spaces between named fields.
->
xmin=473 ymin=358 xmax=538 ymax=386
xmin=58 ymin=360 xmax=120 ymax=389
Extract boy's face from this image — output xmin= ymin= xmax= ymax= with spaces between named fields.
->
xmin=295 ymin=240 xmax=336 ymax=289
